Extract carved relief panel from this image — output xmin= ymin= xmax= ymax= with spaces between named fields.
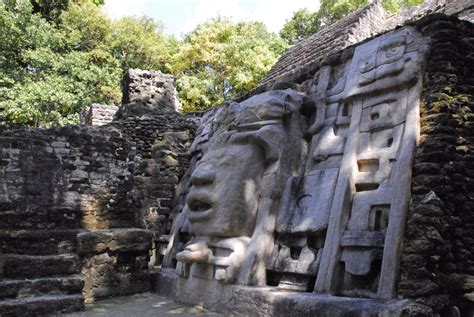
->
xmin=314 ymin=26 xmax=430 ymax=299
xmin=164 ymin=26 xmax=429 ymax=301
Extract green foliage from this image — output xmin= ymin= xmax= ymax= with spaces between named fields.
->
xmin=280 ymin=9 xmax=321 ymax=44
xmin=2 ymin=0 xmax=425 ymax=127
xmin=319 ymin=0 xmax=425 ymax=25
xmin=172 ymin=18 xmax=288 ymax=111
xmin=319 ymin=0 xmax=369 ymax=25
xmin=280 ymin=0 xmax=425 ymax=48
xmin=382 ymin=0 xmax=424 ymax=13
xmin=109 ymin=16 xmax=179 ymax=73
xmin=0 ymin=0 xmax=175 ymax=128
xmin=60 ymin=2 xmax=111 ymax=50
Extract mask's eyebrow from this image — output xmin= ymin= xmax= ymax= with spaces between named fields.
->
xmin=197 ymin=153 xmax=242 ymax=167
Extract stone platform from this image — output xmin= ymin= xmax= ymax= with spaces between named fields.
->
xmin=153 ymin=269 xmax=409 ymax=317
xmin=66 ymin=292 xmax=221 ymax=317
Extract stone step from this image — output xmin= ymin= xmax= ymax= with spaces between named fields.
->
xmin=0 ymin=209 xmax=82 ymax=230
xmin=2 ymin=254 xmax=82 ymax=279
xmin=0 ymin=294 xmax=84 ymax=316
xmin=0 ymin=229 xmax=83 ymax=255
xmin=0 ymin=275 xmax=83 ymax=299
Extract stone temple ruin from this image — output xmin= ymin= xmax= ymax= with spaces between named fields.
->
xmin=1 ymin=0 xmax=474 ymax=316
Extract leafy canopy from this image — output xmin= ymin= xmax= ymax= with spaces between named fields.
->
xmin=0 ymin=1 xmax=176 ymax=128
xmin=280 ymin=9 xmax=321 ymax=44
xmin=171 ymin=18 xmax=288 ymax=111
xmin=0 ymin=0 xmax=427 ymax=128
xmin=280 ymin=0 xmax=425 ymax=44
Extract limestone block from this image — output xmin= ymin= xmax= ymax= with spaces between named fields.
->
xmin=80 ymin=104 xmax=118 ymax=126
xmin=77 ymin=228 xmax=152 ymax=255
xmin=277 ymin=170 xmax=338 ymax=234
xmin=121 ymin=69 xmax=181 ymax=113
xmin=343 ymin=27 xmax=430 ymax=100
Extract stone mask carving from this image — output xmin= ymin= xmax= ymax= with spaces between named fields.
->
xmin=175 ymin=89 xmax=304 ymax=284
xmin=186 ymin=143 xmax=265 ymax=237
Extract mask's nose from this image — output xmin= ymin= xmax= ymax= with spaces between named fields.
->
xmin=190 ymin=166 xmax=215 ymax=186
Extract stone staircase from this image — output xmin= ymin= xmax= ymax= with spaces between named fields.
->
xmin=0 ymin=229 xmax=85 ymax=316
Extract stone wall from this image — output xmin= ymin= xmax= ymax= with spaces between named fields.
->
xmin=0 ymin=125 xmax=140 ymax=314
xmin=398 ymin=14 xmax=474 ymax=316
xmin=108 ymin=111 xmax=199 ymax=267
xmin=122 ymin=69 xmax=182 ymax=113
xmin=0 ymin=126 xmax=137 ymax=231
xmin=0 ymin=69 xmax=198 ymax=314
xmin=80 ymin=104 xmax=118 ymax=126
xmin=444 ymin=0 xmax=474 ymax=23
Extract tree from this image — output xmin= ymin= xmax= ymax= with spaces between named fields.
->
xmin=29 ymin=0 xmax=104 ymax=23
xmin=319 ymin=0 xmax=368 ymax=25
xmin=0 ymin=1 xmax=179 ymax=128
xmin=109 ymin=16 xmax=179 ymax=73
xmin=319 ymin=0 xmax=425 ymax=26
xmin=172 ymin=18 xmax=288 ymax=111
xmin=279 ymin=1 xmax=426 ymax=48
xmin=280 ymin=9 xmax=321 ymax=45
xmin=382 ymin=0 xmax=425 ymax=13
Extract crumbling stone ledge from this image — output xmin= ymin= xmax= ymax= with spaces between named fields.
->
xmin=153 ymin=269 xmax=409 ymax=317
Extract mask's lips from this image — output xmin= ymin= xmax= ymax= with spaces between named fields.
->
xmin=187 ymin=193 xmax=213 ymax=222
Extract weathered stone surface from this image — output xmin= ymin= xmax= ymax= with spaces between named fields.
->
xmin=0 ymin=126 xmax=137 ymax=231
xmin=255 ymin=0 xmax=474 ymax=96
xmin=82 ymin=253 xmax=151 ymax=303
xmin=77 ymin=229 xmax=152 ymax=255
xmin=121 ymin=69 xmax=182 ymax=113
xmin=78 ymin=229 xmax=153 ymax=303
xmin=0 ymin=294 xmax=84 ymax=316
xmin=0 ymin=68 xmax=197 ymax=315
xmin=0 ymin=275 xmax=83 ymax=299
xmin=154 ymin=269 xmax=409 ymax=317
xmin=173 ymin=89 xmax=305 ymax=285
xmin=2 ymin=254 xmax=81 ymax=279
xmin=80 ymin=103 xmax=118 ymax=126
xmin=160 ymin=25 xmax=431 ymax=317
xmin=254 ymin=1 xmax=386 ymax=94
xmin=398 ymin=14 xmax=474 ymax=315
xmin=157 ymin=10 xmax=474 ymax=316
xmin=0 ymin=229 xmax=82 ymax=255
xmin=1 ymin=3 xmax=473 ymax=317
xmin=65 ymin=293 xmax=223 ymax=317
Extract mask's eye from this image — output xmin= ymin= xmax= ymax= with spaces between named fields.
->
xmin=385 ymin=46 xmax=403 ymax=58
xmin=359 ymin=57 xmax=375 ymax=72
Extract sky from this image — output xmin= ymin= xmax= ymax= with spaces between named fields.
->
xmin=102 ymin=0 xmax=321 ymax=38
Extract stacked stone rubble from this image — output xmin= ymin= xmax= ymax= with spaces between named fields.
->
xmin=398 ymin=14 xmax=474 ymax=316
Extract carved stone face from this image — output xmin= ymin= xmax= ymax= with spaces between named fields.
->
xmin=186 ymin=143 xmax=265 ymax=237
